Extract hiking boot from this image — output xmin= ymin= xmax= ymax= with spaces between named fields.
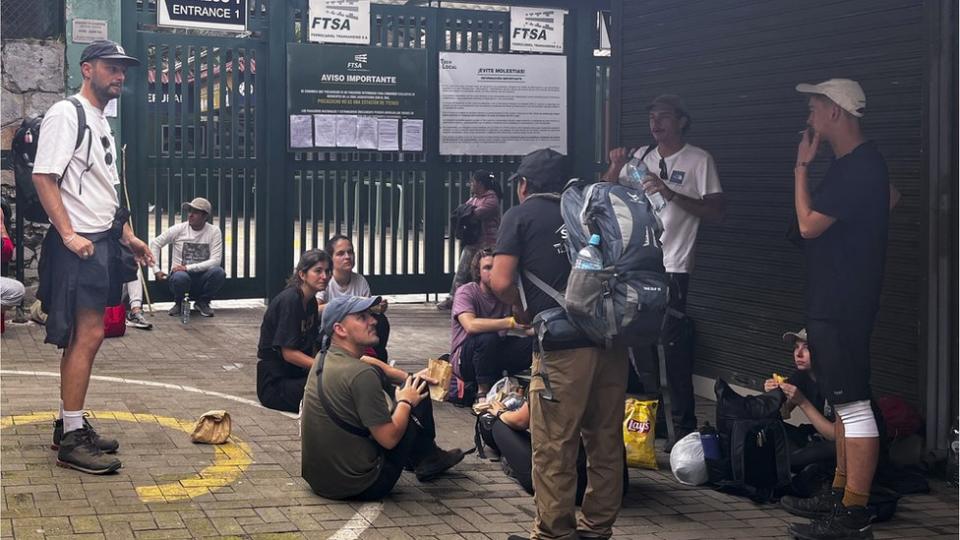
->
xmin=781 ymin=489 xmax=843 ymax=519
xmin=168 ymin=302 xmax=183 ymax=316
xmin=415 ymin=447 xmax=465 ymax=481
xmin=52 ymin=416 xmax=119 ymax=453
xmin=436 ymin=298 xmax=453 ymax=311
xmin=56 ymin=428 xmax=122 ymax=475
xmin=788 ymin=505 xmax=873 ymax=540
xmin=126 ymin=310 xmax=153 ymax=330
xmin=195 ymin=300 xmax=215 ymax=317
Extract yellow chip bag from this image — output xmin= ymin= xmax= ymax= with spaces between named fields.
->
xmin=773 ymin=373 xmax=786 ymax=384
xmin=623 ymin=398 xmax=658 ymax=470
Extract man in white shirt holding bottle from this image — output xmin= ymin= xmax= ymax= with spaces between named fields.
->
xmin=151 ymin=197 xmax=224 ymax=317
xmin=604 ymin=94 xmax=726 ymax=448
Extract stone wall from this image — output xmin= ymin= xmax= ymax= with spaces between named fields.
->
xmin=1 ymin=38 xmax=65 ymax=299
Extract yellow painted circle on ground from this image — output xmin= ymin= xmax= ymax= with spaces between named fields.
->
xmin=0 ymin=411 xmax=253 ymax=504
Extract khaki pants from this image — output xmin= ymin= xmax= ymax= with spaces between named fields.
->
xmin=529 ymin=346 xmax=629 ymax=540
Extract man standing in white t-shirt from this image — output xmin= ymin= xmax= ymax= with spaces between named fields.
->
xmin=32 ymin=40 xmax=154 ymax=474
xmin=605 ymin=94 xmax=726 ymax=447
xmin=151 ymin=197 xmax=225 ymax=318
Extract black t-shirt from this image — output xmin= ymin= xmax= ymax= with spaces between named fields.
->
xmin=257 ymin=286 xmax=320 ymax=381
xmin=495 ymin=195 xmax=571 ymax=318
xmin=787 ymin=369 xmax=833 ymax=421
xmin=805 ymin=141 xmax=889 ymax=320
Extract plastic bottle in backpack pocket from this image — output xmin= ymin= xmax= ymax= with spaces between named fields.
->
xmin=574 ymin=234 xmax=603 ymax=271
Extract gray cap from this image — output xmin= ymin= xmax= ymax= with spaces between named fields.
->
xmin=782 ymin=328 xmax=808 ymax=344
xmin=79 ymin=40 xmax=141 ymax=66
xmin=321 ymin=295 xmax=382 ymax=336
xmin=182 ymin=197 xmax=212 ymax=215
xmin=508 ymin=148 xmax=569 ymax=192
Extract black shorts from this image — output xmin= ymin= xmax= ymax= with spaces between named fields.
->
xmin=807 ymin=318 xmax=875 ymax=405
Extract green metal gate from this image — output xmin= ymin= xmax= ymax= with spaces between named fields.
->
xmin=123 ymin=1 xmax=610 ymax=301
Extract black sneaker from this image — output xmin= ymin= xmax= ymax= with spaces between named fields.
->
xmin=126 ymin=310 xmax=153 ymax=330
xmin=56 ymin=428 xmax=122 ymax=475
xmin=436 ymin=298 xmax=453 ymax=311
xmin=195 ymin=301 xmax=215 ymax=317
xmin=168 ymin=302 xmax=183 ymax=316
xmin=788 ymin=505 xmax=873 ymax=540
xmin=415 ymin=447 xmax=465 ymax=481
xmin=781 ymin=489 xmax=843 ymax=519
xmin=52 ymin=416 xmax=119 ymax=453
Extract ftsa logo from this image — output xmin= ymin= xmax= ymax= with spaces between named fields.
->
xmin=626 ymin=419 xmax=651 ymax=433
xmin=347 ymin=53 xmax=367 ymax=70
xmin=312 ymin=15 xmax=354 ymax=31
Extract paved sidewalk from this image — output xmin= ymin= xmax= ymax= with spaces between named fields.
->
xmin=1 ymin=303 xmax=956 ymax=539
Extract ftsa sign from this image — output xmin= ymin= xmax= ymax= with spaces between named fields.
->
xmin=510 ymin=7 xmax=564 ymax=54
xmin=308 ymin=0 xmax=370 ymax=45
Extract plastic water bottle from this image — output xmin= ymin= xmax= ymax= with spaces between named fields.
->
xmin=181 ymin=292 xmax=190 ymax=325
xmin=699 ymin=422 xmax=721 ymax=460
xmin=574 ymin=234 xmax=603 ymax=271
xmin=949 ymin=417 xmax=959 ymax=487
xmin=622 ymin=158 xmax=667 ymax=212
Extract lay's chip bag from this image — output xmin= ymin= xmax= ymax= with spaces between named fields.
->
xmin=623 ymin=398 xmax=658 ymax=469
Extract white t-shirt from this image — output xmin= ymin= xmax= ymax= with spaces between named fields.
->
xmin=33 ymin=94 xmax=120 ymax=233
xmin=316 ymin=272 xmax=371 ymax=303
xmin=149 ymin=221 xmax=223 ymax=273
xmin=620 ymin=143 xmax=722 ymax=273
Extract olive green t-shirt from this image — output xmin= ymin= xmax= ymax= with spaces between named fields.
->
xmin=301 ymin=346 xmax=394 ymax=499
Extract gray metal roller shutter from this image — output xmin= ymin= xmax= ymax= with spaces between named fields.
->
xmin=615 ymin=0 xmax=924 ymax=404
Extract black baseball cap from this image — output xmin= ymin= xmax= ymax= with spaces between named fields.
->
xmin=508 ymin=148 xmax=569 ymax=192
xmin=79 ymin=40 xmax=141 ymax=67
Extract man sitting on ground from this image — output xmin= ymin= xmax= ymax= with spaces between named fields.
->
xmin=301 ymin=295 xmax=466 ymax=500
xmin=449 ymin=248 xmax=532 ymax=404
xmin=151 ymin=197 xmax=224 ymax=317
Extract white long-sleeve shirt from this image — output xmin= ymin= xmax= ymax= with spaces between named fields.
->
xmin=150 ymin=221 xmax=223 ymax=273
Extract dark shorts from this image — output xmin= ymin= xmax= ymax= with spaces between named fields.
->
xmin=807 ymin=318 xmax=875 ymax=405
xmin=37 ymin=228 xmax=123 ymax=348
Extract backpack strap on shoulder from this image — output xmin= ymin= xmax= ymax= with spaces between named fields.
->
xmin=66 ymin=97 xmax=89 ymax=151
xmin=314 ymin=351 xmax=373 ymax=438
xmin=522 ymin=269 xmax=565 ymax=306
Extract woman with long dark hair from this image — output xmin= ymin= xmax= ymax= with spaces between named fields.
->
xmin=318 ymin=235 xmax=390 ymax=361
xmin=438 ymin=169 xmax=502 ymax=310
xmin=256 ymin=249 xmax=332 ymax=412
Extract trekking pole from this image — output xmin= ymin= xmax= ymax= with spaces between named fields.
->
xmin=120 ymin=144 xmax=154 ymax=314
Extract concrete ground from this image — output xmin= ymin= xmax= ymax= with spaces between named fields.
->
xmin=1 ymin=302 xmax=956 ymax=539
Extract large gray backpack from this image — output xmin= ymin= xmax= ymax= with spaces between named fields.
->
xmin=523 ymin=179 xmax=669 ymax=349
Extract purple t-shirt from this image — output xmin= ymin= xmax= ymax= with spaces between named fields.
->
xmin=449 ymin=282 xmax=512 ymax=375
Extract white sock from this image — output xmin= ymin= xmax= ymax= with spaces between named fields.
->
xmin=59 ymin=399 xmax=64 ymax=419
xmin=62 ymin=410 xmax=84 ymax=433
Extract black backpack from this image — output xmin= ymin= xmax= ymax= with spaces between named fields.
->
xmin=450 ymin=202 xmax=481 ymax=245
xmin=711 ymin=378 xmax=793 ymax=502
xmin=11 ymin=97 xmax=89 ymax=223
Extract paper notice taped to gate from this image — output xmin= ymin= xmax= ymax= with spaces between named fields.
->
xmin=357 ymin=116 xmax=378 ymax=149
xmin=314 ymin=114 xmax=338 ymax=147
xmin=401 ymin=119 xmax=423 ymax=152
xmin=336 ymin=115 xmax=358 ymax=147
xmin=377 ymin=118 xmax=399 ymax=151
xmin=290 ymin=115 xmax=314 ymax=148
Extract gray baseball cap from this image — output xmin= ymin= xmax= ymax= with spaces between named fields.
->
xmin=79 ymin=40 xmax=141 ymax=66
xmin=321 ymin=295 xmax=382 ymax=336
xmin=508 ymin=148 xmax=569 ymax=192
xmin=782 ymin=328 xmax=808 ymax=344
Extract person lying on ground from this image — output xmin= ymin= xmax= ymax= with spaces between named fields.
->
xmin=256 ymin=249 xmax=330 ymax=413
xmin=301 ymin=295 xmax=466 ymax=500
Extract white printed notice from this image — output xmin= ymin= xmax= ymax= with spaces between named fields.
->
xmin=357 ymin=116 xmax=378 ymax=149
xmin=308 ymin=0 xmax=370 ymax=44
xmin=314 ymin=114 xmax=338 ymax=147
xmin=336 ymin=115 xmax=358 ymax=147
xmin=509 ymin=7 xmax=564 ymax=54
xmin=377 ymin=118 xmax=399 ymax=151
xmin=438 ymin=52 xmax=567 ymax=156
xmin=401 ymin=119 xmax=423 ymax=152
xmin=290 ymin=115 xmax=314 ymax=148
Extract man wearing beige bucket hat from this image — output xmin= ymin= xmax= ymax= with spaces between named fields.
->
xmin=150 ymin=197 xmax=224 ymax=317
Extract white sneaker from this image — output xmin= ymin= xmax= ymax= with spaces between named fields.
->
xmin=126 ymin=311 xmax=153 ymax=330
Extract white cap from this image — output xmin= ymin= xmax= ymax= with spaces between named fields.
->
xmin=796 ymin=78 xmax=866 ymax=117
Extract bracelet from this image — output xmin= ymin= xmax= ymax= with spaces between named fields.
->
xmin=795 ymin=161 xmax=809 ymax=169
xmin=397 ymin=399 xmax=413 ymax=409
xmin=62 ymin=234 xmax=78 ymax=246
xmin=508 ymin=316 xmax=516 ymax=329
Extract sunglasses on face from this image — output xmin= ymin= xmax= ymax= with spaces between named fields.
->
xmin=101 ymin=136 xmax=113 ymax=166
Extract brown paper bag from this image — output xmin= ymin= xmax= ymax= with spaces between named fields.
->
xmin=191 ymin=410 xmax=231 ymax=444
xmin=426 ymin=357 xmax=453 ymax=402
